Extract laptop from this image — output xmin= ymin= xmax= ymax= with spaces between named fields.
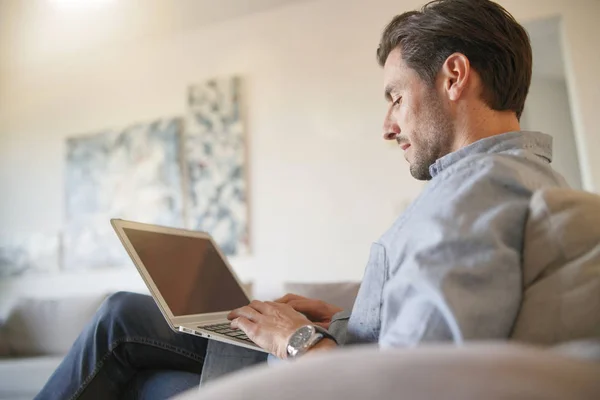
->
xmin=111 ymin=218 xmax=265 ymax=353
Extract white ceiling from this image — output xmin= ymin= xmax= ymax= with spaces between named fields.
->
xmin=125 ymin=0 xmax=314 ymax=35
xmin=0 ymin=0 xmax=313 ymax=66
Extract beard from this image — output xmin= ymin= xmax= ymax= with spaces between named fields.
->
xmin=406 ymin=90 xmax=454 ymax=181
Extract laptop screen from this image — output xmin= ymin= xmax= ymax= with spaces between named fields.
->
xmin=123 ymin=227 xmax=249 ymax=316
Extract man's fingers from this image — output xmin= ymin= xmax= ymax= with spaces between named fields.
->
xmin=274 ymin=293 xmax=305 ymax=303
xmin=231 ymin=317 xmax=256 ymax=336
xmin=287 ymin=299 xmax=319 ymax=314
xmin=227 ymin=305 xmax=263 ymax=322
xmin=248 ymin=300 xmax=274 ymax=315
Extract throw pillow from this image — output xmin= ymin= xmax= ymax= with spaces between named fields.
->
xmin=512 ymin=188 xmax=600 ymax=344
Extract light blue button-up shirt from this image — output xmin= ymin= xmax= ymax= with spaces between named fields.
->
xmin=339 ymin=131 xmax=569 ymax=347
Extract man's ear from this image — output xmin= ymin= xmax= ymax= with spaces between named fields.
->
xmin=440 ymin=53 xmax=471 ymax=101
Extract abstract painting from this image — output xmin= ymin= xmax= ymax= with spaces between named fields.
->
xmin=185 ymin=77 xmax=249 ymax=255
xmin=64 ymin=118 xmax=184 ymax=270
xmin=0 ymin=233 xmax=60 ymax=277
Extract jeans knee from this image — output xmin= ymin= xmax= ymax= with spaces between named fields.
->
xmin=96 ymin=291 xmax=154 ymax=328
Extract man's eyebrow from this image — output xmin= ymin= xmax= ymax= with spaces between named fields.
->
xmin=384 ymin=83 xmax=396 ymax=102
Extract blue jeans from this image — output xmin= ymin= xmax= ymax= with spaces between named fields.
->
xmin=35 ymin=292 xmax=268 ymax=400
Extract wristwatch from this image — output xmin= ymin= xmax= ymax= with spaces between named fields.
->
xmin=286 ymin=325 xmax=336 ymax=359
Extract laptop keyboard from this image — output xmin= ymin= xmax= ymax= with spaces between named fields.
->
xmin=201 ymin=323 xmax=255 ymax=343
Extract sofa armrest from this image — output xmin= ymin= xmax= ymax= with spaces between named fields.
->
xmin=175 ymin=344 xmax=600 ymax=400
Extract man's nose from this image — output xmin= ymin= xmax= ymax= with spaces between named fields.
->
xmin=382 ymin=111 xmax=399 ymax=141
xmin=383 ymin=130 xmax=398 ymax=141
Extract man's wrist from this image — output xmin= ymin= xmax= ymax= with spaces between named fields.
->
xmin=305 ymin=338 xmax=337 ymax=355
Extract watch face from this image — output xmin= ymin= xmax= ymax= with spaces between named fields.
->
xmin=289 ymin=325 xmax=315 ymax=349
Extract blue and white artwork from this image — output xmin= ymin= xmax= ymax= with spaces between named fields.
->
xmin=0 ymin=233 xmax=60 ymax=277
xmin=64 ymin=118 xmax=184 ymax=270
xmin=186 ymin=77 xmax=249 ymax=255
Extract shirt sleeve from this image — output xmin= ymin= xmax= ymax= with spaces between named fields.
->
xmin=378 ymin=160 xmax=530 ymax=348
xmin=329 ymin=310 xmax=351 ymax=345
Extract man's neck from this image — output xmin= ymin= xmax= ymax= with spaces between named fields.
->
xmin=451 ymin=108 xmax=521 ymax=153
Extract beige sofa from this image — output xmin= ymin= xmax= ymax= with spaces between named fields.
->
xmin=0 ymin=295 xmax=108 ymax=399
xmin=0 ymin=282 xmax=360 ymax=399
xmin=177 ymin=343 xmax=600 ymax=400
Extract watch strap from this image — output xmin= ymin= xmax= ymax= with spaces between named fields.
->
xmin=314 ymin=325 xmax=338 ymax=345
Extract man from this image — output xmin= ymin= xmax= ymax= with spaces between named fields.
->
xmin=36 ymin=0 xmax=569 ymax=398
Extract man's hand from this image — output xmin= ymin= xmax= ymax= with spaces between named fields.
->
xmin=275 ymin=294 xmax=344 ymax=329
xmin=227 ymin=300 xmax=313 ymax=359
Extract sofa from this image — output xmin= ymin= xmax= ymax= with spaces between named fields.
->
xmin=176 ymin=343 xmax=600 ymax=400
xmin=0 ymin=282 xmax=360 ymax=399
xmin=0 ymin=294 xmax=109 ymax=400
xmin=2 ymin=187 xmax=600 ymax=399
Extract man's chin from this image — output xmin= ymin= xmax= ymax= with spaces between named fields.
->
xmin=409 ymin=163 xmax=432 ymax=181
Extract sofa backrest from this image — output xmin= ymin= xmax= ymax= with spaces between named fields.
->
xmin=2 ymin=294 xmax=108 ymax=357
xmin=511 ymin=188 xmax=600 ymax=344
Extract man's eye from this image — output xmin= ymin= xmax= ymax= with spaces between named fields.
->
xmin=393 ymin=97 xmax=402 ymax=106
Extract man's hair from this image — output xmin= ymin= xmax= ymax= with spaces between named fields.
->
xmin=377 ymin=0 xmax=532 ymax=119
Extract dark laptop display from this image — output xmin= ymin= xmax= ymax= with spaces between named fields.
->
xmin=123 ymin=228 xmax=249 ymax=316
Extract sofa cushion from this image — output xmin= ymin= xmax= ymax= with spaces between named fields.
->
xmin=0 ymin=356 xmax=63 ymax=399
xmin=283 ymin=282 xmax=360 ymax=311
xmin=511 ymin=188 xmax=600 ymax=344
xmin=4 ymin=294 xmax=108 ymax=356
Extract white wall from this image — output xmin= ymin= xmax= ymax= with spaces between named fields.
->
xmin=522 ymin=77 xmax=583 ymax=189
xmin=1 ymin=0 xmax=599 ymax=309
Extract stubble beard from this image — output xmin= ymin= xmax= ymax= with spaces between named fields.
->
xmin=408 ymin=93 xmax=454 ymax=181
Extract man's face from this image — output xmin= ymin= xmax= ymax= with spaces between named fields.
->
xmin=382 ymin=48 xmax=454 ymax=180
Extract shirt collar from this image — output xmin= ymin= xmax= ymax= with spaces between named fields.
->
xmin=429 ymin=131 xmax=553 ymax=178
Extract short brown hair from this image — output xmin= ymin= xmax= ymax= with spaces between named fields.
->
xmin=377 ymin=0 xmax=532 ymax=119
